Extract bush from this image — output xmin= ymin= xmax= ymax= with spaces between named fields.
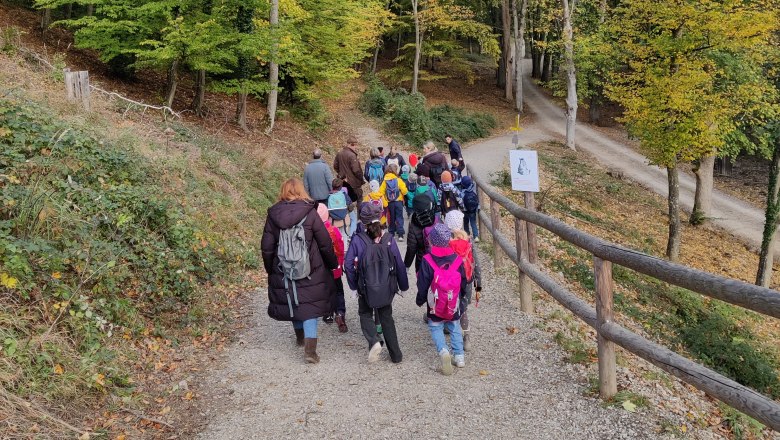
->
xmin=360 ymin=78 xmax=496 ymax=147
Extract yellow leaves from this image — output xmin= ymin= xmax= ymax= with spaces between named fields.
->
xmin=478 ymin=370 xmax=489 ymax=376
xmin=53 ymin=364 xmax=64 ymax=375
xmin=158 ymin=406 xmax=171 ymax=416
xmin=51 ymin=272 xmax=62 ymax=279
xmin=183 ymin=391 xmax=194 ymax=401
xmin=92 ymin=373 xmax=106 ymax=388
xmin=1 ymin=273 xmax=18 ymax=289
xmin=0 ymin=127 xmax=10 ymax=137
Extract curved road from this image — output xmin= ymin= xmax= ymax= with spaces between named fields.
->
xmin=465 ymin=59 xmax=772 ymax=255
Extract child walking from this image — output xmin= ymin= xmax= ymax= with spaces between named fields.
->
xmin=449 ymin=159 xmax=462 ymax=187
xmin=317 ymin=204 xmax=349 ymax=332
xmin=364 ymin=180 xmax=388 ymax=227
xmin=330 ymin=178 xmax=357 ymax=239
xmin=345 ymin=203 xmax=408 ymax=363
xmin=460 ymin=176 xmax=480 ymax=242
xmin=379 ymin=164 xmax=408 ymax=242
xmin=416 ymin=223 xmax=468 ymax=375
xmin=439 ymin=171 xmax=464 ymax=215
xmin=445 ymin=210 xmax=482 ymax=351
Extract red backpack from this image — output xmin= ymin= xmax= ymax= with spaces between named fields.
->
xmin=423 ymin=254 xmax=463 ymax=320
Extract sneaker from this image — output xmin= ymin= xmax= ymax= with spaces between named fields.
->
xmin=397 ymin=235 xmax=404 ymax=242
xmin=439 ymin=349 xmax=453 ymax=376
xmin=452 ymin=354 xmax=465 ymax=368
xmin=323 ymin=315 xmax=334 ymax=324
xmin=474 ymin=237 xmax=480 ymax=243
xmin=376 ymin=324 xmax=383 ymax=335
xmin=368 ymin=342 xmax=383 ymax=363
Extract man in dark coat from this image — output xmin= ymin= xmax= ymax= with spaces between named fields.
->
xmin=334 ymin=136 xmax=365 ymax=203
xmin=445 ymin=135 xmax=464 ymax=172
xmin=419 ymin=141 xmax=449 ymax=186
xmin=261 ymin=197 xmax=338 ymax=363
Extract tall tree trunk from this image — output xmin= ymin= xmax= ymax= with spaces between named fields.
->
xmin=86 ymin=4 xmax=94 ymax=15
xmin=502 ymin=0 xmax=513 ymax=101
xmin=589 ymin=95 xmax=601 ymax=124
xmin=165 ymin=59 xmax=179 ymax=108
xmin=691 ymin=155 xmax=715 ymax=225
xmin=40 ymin=8 xmax=51 ymax=34
xmin=757 ymin=141 xmax=780 ymax=287
xmin=411 ymin=0 xmax=421 ymax=94
xmin=65 ymin=3 xmax=73 ymax=19
xmin=666 ymin=164 xmax=681 ymax=261
xmin=265 ymin=0 xmax=280 ymax=134
xmin=514 ymin=0 xmax=528 ymax=113
xmin=397 ymin=33 xmax=402 ymax=59
xmin=561 ymin=0 xmax=577 ymax=150
xmin=236 ymin=92 xmax=248 ymax=131
xmin=191 ymin=69 xmax=206 ymax=117
xmin=598 ymin=0 xmax=607 ymax=22
xmin=371 ymin=40 xmax=381 ymax=74
xmin=541 ymin=48 xmax=551 ymax=81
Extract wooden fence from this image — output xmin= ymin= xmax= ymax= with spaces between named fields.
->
xmin=467 ymin=165 xmax=780 ymax=431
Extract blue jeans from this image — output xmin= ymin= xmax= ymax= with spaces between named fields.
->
xmin=292 ymin=318 xmax=318 ymax=338
xmin=348 ymin=209 xmax=358 ymax=236
xmin=464 ymin=211 xmax=479 ymax=239
xmin=427 ymin=319 xmax=464 ymax=355
xmin=388 ymin=200 xmax=405 ymax=236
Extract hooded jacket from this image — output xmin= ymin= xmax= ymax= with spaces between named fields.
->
xmin=415 ymin=246 xmax=467 ymax=322
xmin=344 ymin=232 xmax=409 ymax=293
xmin=419 ymin=150 xmax=449 ymax=186
xmin=261 ymin=200 xmax=338 ymax=321
xmin=450 ymin=238 xmax=482 ymax=305
xmin=378 ymin=172 xmax=408 ymax=203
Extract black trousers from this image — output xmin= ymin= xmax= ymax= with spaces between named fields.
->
xmin=358 ymin=295 xmax=401 ymax=362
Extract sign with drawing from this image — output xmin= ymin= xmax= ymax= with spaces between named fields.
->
xmin=509 ymin=150 xmax=540 ymax=192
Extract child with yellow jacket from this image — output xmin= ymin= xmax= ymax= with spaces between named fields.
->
xmin=379 ymin=164 xmax=408 ymax=242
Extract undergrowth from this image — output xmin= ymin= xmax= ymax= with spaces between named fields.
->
xmin=0 ymin=90 xmax=278 ymax=411
xmin=359 ymin=77 xmax=496 ymax=147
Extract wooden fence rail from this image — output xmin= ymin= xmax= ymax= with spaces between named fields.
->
xmin=468 ymin=165 xmax=780 ymax=431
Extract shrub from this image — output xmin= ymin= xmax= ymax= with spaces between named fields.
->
xmin=360 ymin=78 xmax=496 ymax=147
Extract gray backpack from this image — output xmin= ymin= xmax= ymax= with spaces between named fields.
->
xmin=277 ymin=216 xmax=311 ymax=317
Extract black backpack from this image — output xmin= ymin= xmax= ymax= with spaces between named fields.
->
xmin=412 ymin=192 xmax=435 ymax=228
xmin=357 ymin=232 xmax=398 ymax=308
xmin=463 ymin=188 xmax=479 ymax=213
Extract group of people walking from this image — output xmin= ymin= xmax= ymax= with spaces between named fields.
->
xmin=261 ymin=134 xmax=482 ymax=375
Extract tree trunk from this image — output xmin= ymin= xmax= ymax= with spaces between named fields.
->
xmin=757 ymin=141 xmax=780 ymax=287
xmin=589 ymin=95 xmax=601 ymax=124
xmin=502 ymin=0 xmax=513 ymax=101
xmin=40 ymin=8 xmax=51 ymax=34
xmin=191 ymin=69 xmax=206 ymax=117
xmin=236 ymin=92 xmax=248 ymax=131
xmin=371 ymin=40 xmax=381 ymax=74
xmin=666 ymin=164 xmax=681 ymax=261
xmin=598 ymin=0 xmax=607 ymax=22
xmin=165 ymin=59 xmax=178 ymax=109
xmin=514 ymin=0 xmax=528 ymax=113
xmin=541 ymin=48 xmax=551 ymax=81
xmin=691 ymin=155 xmax=715 ymax=225
xmin=411 ymin=0 xmax=421 ymax=94
xmin=562 ymin=0 xmax=577 ymax=150
xmin=86 ymin=4 xmax=94 ymax=15
xmin=266 ymin=0 xmax=280 ymax=134
xmin=65 ymin=3 xmax=73 ymax=19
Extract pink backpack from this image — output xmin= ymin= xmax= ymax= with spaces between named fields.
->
xmin=423 ymin=254 xmax=463 ymax=320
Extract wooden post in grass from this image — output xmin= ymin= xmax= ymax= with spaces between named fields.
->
xmin=491 ymin=198 xmax=503 ymax=270
xmin=515 ymin=217 xmax=533 ymax=313
xmin=64 ymin=69 xmax=91 ymax=111
xmin=594 ymin=256 xmax=617 ymax=399
xmin=524 ymin=192 xmax=538 ymax=264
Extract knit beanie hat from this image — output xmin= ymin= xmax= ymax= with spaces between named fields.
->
xmin=317 ymin=203 xmax=329 ymax=223
xmin=401 ymin=164 xmax=410 ymax=174
xmin=409 ymin=172 xmax=418 ymax=183
xmin=461 ymin=175 xmax=473 ymax=188
xmin=359 ymin=202 xmax=383 ymax=225
xmin=444 ymin=210 xmax=464 ymax=232
xmin=369 ymin=180 xmax=380 ymax=192
xmin=441 ymin=170 xmax=453 ymax=184
xmin=429 ymin=223 xmax=452 ymax=248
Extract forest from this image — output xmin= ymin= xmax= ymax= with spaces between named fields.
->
xmin=1 ymin=0 xmax=780 ymax=437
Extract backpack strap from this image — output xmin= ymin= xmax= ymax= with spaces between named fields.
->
xmin=423 ymin=254 xmax=440 ymax=272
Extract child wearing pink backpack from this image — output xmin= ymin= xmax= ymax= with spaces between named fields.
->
xmin=415 ymin=223 xmax=467 ymax=375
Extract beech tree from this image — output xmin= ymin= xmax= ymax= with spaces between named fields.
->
xmin=560 ymin=0 xmax=576 ymax=150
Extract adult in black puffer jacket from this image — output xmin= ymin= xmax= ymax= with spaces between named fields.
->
xmin=404 ymin=192 xmax=436 ymax=272
xmin=261 ymin=178 xmax=338 ymax=364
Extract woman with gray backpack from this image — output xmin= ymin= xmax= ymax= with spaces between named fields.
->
xmin=344 ymin=203 xmax=408 ymax=364
xmin=261 ymin=178 xmax=338 ymax=364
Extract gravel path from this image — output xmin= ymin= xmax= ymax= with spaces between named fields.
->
xmin=466 ymin=59 xmax=777 ymax=255
xmin=195 ymin=231 xmax=661 ymax=439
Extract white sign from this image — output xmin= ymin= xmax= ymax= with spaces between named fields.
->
xmin=509 ymin=150 xmax=540 ymax=192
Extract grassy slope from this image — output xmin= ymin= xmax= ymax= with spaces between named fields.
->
xmin=490 ymin=142 xmax=780 ymax=438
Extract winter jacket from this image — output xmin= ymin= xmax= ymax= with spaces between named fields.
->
xmin=364 ymin=158 xmax=386 ymax=183
xmin=334 ymin=145 xmax=365 ymax=195
xmin=384 ymin=153 xmax=406 ymax=170
xmin=415 ymin=182 xmax=439 ymax=207
xmin=378 ymin=172 xmax=408 ymax=203
xmin=345 ymin=232 xmax=409 ymax=293
xmin=450 ymin=238 xmax=482 ymax=306
xmin=447 ymin=138 xmax=463 ymax=164
xmin=462 ymin=182 xmax=479 ymax=213
xmin=404 ymin=216 xmax=427 ymax=272
xmin=439 ymin=183 xmax=464 ymax=214
xmin=419 ymin=150 xmax=449 ymax=186
xmin=261 ymin=200 xmax=338 ymax=321
xmin=363 ymin=191 xmax=388 ymax=225
xmin=415 ymin=246 xmax=468 ymax=322
xmin=303 ymin=159 xmax=333 ymax=201
xmin=324 ymin=221 xmax=345 ymax=279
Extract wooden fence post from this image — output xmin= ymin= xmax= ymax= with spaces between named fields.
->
xmin=64 ymin=69 xmax=91 ymax=111
xmin=594 ymin=256 xmax=617 ymax=399
xmin=476 ymin=184 xmax=485 ymax=239
xmin=524 ymin=192 xmax=538 ymax=264
xmin=515 ymin=218 xmax=533 ymax=313
xmin=490 ymin=198 xmax=503 ymax=270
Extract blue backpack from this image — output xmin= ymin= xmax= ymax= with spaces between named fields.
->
xmin=368 ymin=160 xmax=384 ymax=183
xmin=385 ymin=178 xmax=400 ymax=201
xmin=327 ymin=191 xmax=348 ymax=220
xmin=463 ymin=188 xmax=479 ymax=213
